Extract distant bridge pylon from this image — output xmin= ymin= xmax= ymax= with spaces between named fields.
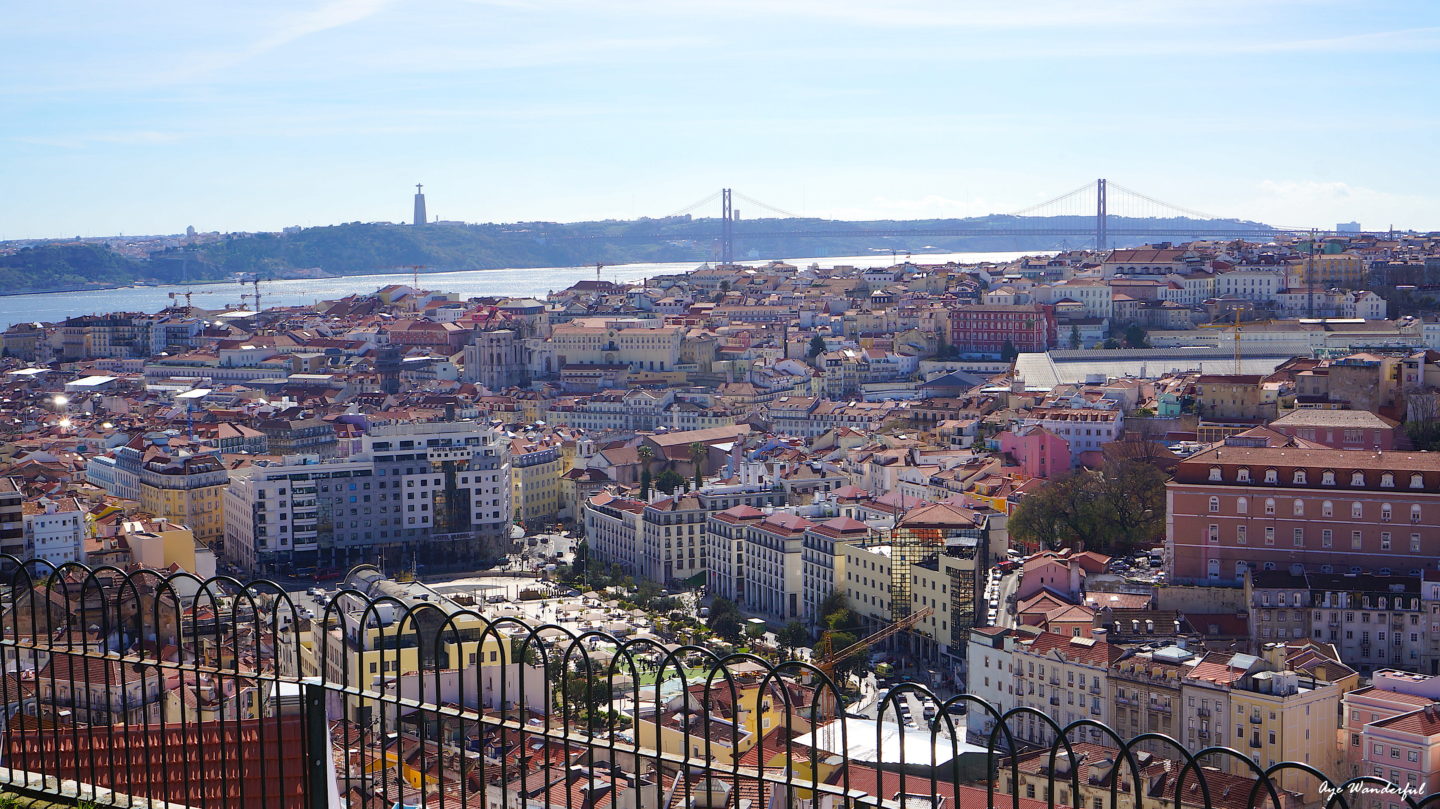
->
xmin=584 ymin=180 xmax=1355 ymax=259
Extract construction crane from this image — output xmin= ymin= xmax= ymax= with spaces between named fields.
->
xmin=167 ymin=289 xmax=215 ymax=309
xmin=812 ymin=606 xmax=934 ymax=718
xmin=595 ymin=261 xmax=606 ymax=281
xmin=409 ymin=265 xmax=425 ymax=289
xmin=238 ymin=276 xmax=265 ymax=313
xmin=1199 ymin=308 xmax=1255 ymax=374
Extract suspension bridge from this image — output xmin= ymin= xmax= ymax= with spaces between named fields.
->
xmin=566 ymin=179 xmax=1345 ymax=263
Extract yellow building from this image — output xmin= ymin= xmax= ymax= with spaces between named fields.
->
xmin=137 ymin=451 xmax=229 ymax=547
xmin=1228 ymin=663 xmax=1346 ymax=803
xmin=325 ymin=567 xmax=513 ymax=725
xmin=1288 ymin=252 xmax=1366 ymax=287
xmin=632 ymin=667 xmax=811 ymax=766
xmin=510 ymin=434 xmax=567 ymax=528
xmin=125 ymin=518 xmax=216 ymax=578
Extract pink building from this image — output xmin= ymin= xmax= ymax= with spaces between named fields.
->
xmin=1343 ymin=670 xmax=1440 ymax=806
xmin=998 ymin=425 xmax=1070 ymax=479
xmin=1269 ymin=409 xmax=1399 ymax=451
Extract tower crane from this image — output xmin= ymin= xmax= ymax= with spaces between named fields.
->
xmin=812 ymin=606 xmax=934 ymax=718
xmin=167 ymin=289 xmax=216 ymax=309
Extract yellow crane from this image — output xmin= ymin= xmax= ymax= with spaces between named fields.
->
xmin=1199 ymin=308 xmax=1260 ymax=374
xmin=812 ymin=606 xmax=935 ymax=717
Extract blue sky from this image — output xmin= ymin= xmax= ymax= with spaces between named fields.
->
xmin=4 ymin=1 xmax=1438 ymax=239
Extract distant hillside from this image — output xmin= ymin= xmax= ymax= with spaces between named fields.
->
xmin=3 ymin=213 xmax=1275 ymax=293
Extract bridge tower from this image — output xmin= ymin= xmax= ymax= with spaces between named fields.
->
xmin=1095 ymin=178 xmax=1107 ymax=252
xmin=720 ymin=188 xmax=735 ymax=265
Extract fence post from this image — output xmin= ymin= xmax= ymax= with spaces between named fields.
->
xmin=303 ymin=678 xmax=331 ymax=809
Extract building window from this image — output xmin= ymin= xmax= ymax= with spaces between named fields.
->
xmin=1264 ymin=469 xmax=1278 ymax=484
xmin=1265 ymin=526 xmax=1275 ymax=545
xmin=1209 ymin=524 xmax=1220 ymax=543
xmin=1293 ymin=528 xmax=1304 ymax=547
xmin=1265 ymin=498 xmax=1276 ymax=516
xmin=1209 ymin=467 xmax=1223 ymax=481
xmin=1381 ymin=473 xmax=1395 ymax=488
xmin=1411 ymin=534 xmax=1421 ymax=552
xmin=1323 ymin=500 xmax=1333 ymax=517
xmin=1382 ymin=533 xmax=1392 ymax=550
xmin=1352 ymin=502 xmax=1364 ymax=519
xmin=1412 ymin=506 xmax=1423 ymax=524
xmin=1293 ymin=470 xmax=1307 ymax=484
xmin=1322 ymin=529 xmax=1333 ymax=548
xmin=1411 ymin=474 xmax=1424 ymax=489
xmin=1238 ymin=468 xmax=1251 ymax=482
xmin=1237 ymin=497 xmax=1248 ymax=514
xmin=1238 ymin=525 xmax=1248 ymax=544
xmin=1209 ymin=496 xmax=1220 ymax=513
xmin=1352 ymin=471 xmax=1366 ymax=486
xmin=1352 ymin=530 xmax=1362 ymax=549
xmin=1322 ymin=470 xmax=1336 ymax=485
xmin=1382 ymin=504 xmax=1392 ymax=522
xmin=1293 ymin=500 xmax=1304 ymax=516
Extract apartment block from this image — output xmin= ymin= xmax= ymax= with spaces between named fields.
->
xmin=1166 ymin=442 xmax=1440 ymax=583
xmin=224 ymin=421 xmax=512 ymax=575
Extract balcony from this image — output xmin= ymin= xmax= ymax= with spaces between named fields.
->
xmin=1197 ymin=706 xmax=1211 ymax=717
xmin=1249 ymin=714 xmax=1263 ymax=724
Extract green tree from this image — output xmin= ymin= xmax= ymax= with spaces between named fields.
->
xmin=637 ymin=444 xmax=654 ymax=500
xmin=1008 ymin=463 xmax=1166 ymax=554
xmin=745 ymin=622 xmax=768 ymax=641
xmin=706 ymin=597 xmax=745 ymax=642
xmin=1123 ymin=323 xmax=1150 ymax=349
xmin=1069 ymin=325 xmax=1082 ymax=350
xmin=776 ymin=620 xmax=811 ymax=654
xmin=654 ymin=469 xmax=686 ymax=495
xmin=808 ymin=335 xmax=827 ymax=358
xmin=999 ymin=339 xmax=1019 ymax=362
xmin=689 ymin=441 xmax=708 ymax=491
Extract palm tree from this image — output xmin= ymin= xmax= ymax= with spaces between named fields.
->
xmin=688 ymin=442 xmax=707 ymax=491
xmin=637 ymin=444 xmax=655 ymax=500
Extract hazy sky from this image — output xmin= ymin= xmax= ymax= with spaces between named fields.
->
xmin=4 ymin=1 xmax=1438 ymax=239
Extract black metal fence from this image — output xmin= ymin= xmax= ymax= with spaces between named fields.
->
xmin=0 ymin=559 xmax=1433 ymax=809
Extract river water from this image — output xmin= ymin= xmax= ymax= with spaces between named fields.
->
xmin=0 ymin=250 xmax=1041 ymax=330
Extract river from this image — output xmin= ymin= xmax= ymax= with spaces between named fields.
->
xmin=0 ymin=250 xmax=1043 ymax=330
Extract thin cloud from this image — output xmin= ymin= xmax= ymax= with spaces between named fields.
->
xmin=175 ymin=0 xmax=397 ymax=79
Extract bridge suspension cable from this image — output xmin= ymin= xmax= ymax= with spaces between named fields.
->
xmin=665 ymin=189 xmax=723 ymax=219
xmin=731 ymin=191 xmax=802 ymax=219
xmin=1105 ymin=181 xmax=1224 ymax=222
xmin=1007 ymin=181 xmax=1098 ymax=218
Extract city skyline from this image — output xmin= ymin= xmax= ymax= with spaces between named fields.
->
xmin=4 ymin=1 xmax=1439 ymax=239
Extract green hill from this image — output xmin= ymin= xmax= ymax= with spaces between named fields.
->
xmin=4 ymin=213 xmax=1276 ymax=293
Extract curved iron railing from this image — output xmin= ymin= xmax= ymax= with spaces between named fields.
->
xmin=0 ymin=558 xmax=1427 ymax=809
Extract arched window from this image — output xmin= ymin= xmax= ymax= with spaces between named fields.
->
xmin=1382 ymin=504 xmax=1392 ymax=523
xmin=1412 ymin=474 xmax=1425 ymax=489
xmin=1293 ymin=500 xmax=1305 ymax=516
xmin=1322 ymin=500 xmax=1334 ymax=517
xmin=1264 ymin=469 xmax=1278 ymax=484
xmin=1381 ymin=473 xmax=1395 ymax=488
xmin=1322 ymin=470 xmax=1336 ymax=485
xmin=1352 ymin=502 xmax=1364 ymax=519
xmin=1264 ymin=498 xmax=1276 ymax=515
xmin=1413 ymin=505 xmax=1423 ymax=524
xmin=1237 ymin=468 xmax=1252 ymax=483
xmin=1379 ymin=597 xmax=1388 ymax=609
xmin=1293 ymin=470 xmax=1307 ymax=484
xmin=1209 ymin=496 xmax=1220 ymax=513
xmin=1351 ymin=471 xmax=1366 ymax=486
xmin=1209 ymin=466 xmax=1223 ymax=482
xmin=1237 ymin=497 xmax=1248 ymax=514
